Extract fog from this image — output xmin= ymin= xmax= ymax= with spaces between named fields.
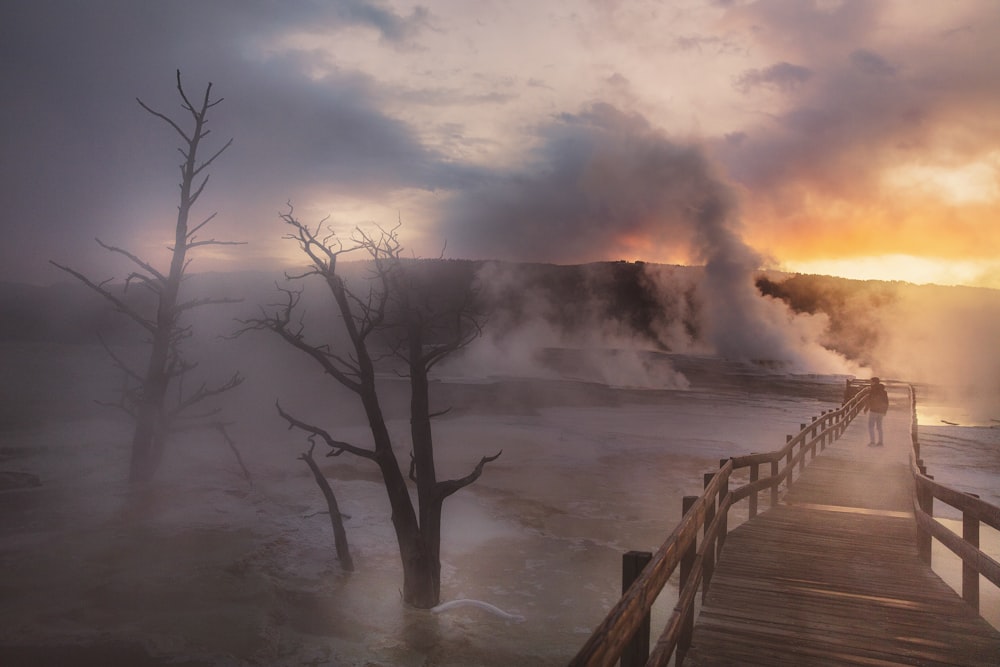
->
xmin=1 ymin=260 xmax=998 ymax=664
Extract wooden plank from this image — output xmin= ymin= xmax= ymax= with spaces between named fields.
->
xmin=684 ymin=388 xmax=1000 ymax=666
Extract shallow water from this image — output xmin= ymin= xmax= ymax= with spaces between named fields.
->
xmin=1 ymin=344 xmax=995 ymax=664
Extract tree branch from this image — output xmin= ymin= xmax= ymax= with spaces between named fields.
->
xmin=175 ymin=295 xmax=244 ymax=313
xmin=186 ymin=212 xmax=218 ymax=239
xmin=215 ymin=422 xmax=252 ymax=484
xmin=193 ymin=137 xmax=233 ymax=177
xmin=428 ymin=407 xmax=452 ymax=419
xmin=136 ymin=97 xmax=191 ymax=143
xmin=97 ymin=334 xmax=143 ymax=384
xmin=185 ymin=239 xmax=247 ymax=250
xmin=276 ymin=401 xmax=376 ymax=461
xmin=437 ymin=450 xmax=502 ymax=500
xmin=168 ymin=371 xmax=244 ymax=421
xmin=94 ymin=239 xmax=167 ymax=283
xmin=236 ymin=285 xmax=364 ymax=392
xmin=299 ymin=442 xmax=354 ymax=571
xmin=49 ymin=261 xmax=156 ymax=333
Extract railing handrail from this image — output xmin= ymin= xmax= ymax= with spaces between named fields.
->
xmin=573 ymin=380 xmax=1000 ymax=666
xmin=569 ymin=385 xmax=870 ymax=666
xmin=908 ymin=384 xmax=1000 ymax=612
xmin=911 ymin=458 xmax=1000 ymax=531
xmin=567 ymin=459 xmax=735 ymax=666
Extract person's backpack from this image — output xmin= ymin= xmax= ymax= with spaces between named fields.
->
xmin=870 ymin=386 xmax=889 ymax=413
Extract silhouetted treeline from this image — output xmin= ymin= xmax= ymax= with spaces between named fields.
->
xmin=322 ymin=258 xmax=696 ymax=350
xmin=755 ymin=273 xmax=902 ymax=366
xmin=2 ymin=263 xmax=959 ymax=371
xmin=0 ymin=282 xmax=152 ymax=344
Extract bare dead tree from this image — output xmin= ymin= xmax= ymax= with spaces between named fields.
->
xmin=50 ymin=70 xmax=245 ymax=483
xmin=239 ymin=206 xmax=499 ymax=607
xmin=299 ymin=441 xmax=353 ymax=571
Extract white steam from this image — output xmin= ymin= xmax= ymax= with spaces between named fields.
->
xmin=439 ymin=102 xmax=860 ymax=376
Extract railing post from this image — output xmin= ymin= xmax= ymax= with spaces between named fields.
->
xmin=916 ymin=473 xmax=933 ymax=565
xmin=808 ymin=417 xmax=815 ymax=458
xmin=703 ymin=472 xmax=716 ymax=596
xmin=786 ymin=435 xmax=794 ymax=486
xmin=798 ymin=426 xmax=807 ymax=472
xmin=770 ymin=458 xmax=779 ymax=507
xmin=718 ymin=459 xmax=729 ymax=555
xmin=749 ymin=462 xmax=759 ymax=518
xmin=677 ymin=496 xmax=698 ymax=666
xmin=621 ymin=550 xmax=652 ymax=667
xmin=963 ymin=496 xmax=980 ymax=612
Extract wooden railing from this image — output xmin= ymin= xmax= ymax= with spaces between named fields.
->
xmin=569 ymin=385 xmax=870 ymax=667
xmin=908 ymin=385 xmax=1000 ymax=613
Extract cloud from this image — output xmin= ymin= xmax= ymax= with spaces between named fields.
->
xmin=848 ymin=49 xmax=897 ymax=77
xmin=714 ymin=0 xmax=1000 ymax=263
xmin=0 ymin=0 xmax=456 ymax=283
xmin=438 ymin=103 xmax=732 ymax=264
xmin=329 ymin=0 xmax=431 ymax=45
xmin=434 ymin=101 xmax=859 ymax=370
xmin=4 ymin=0 xmax=1000 ymax=288
xmin=735 ymin=62 xmax=812 ymax=93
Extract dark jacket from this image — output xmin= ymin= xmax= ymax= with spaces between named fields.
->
xmin=868 ymin=383 xmax=889 ymax=414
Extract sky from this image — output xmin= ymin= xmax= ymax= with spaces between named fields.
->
xmin=3 ymin=0 xmax=1000 ymax=288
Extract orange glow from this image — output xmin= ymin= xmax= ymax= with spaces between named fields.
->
xmin=732 ymin=169 xmax=1000 ymax=288
xmin=616 ymin=232 xmax=656 ymax=255
xmin=779 ymin=255 xmax=999 ymax=287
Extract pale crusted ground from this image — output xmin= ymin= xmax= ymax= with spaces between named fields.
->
xmin=0 ymin=342 xmax=994 ymax=665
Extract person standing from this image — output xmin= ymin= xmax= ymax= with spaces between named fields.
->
xmin=865 ymin=377 xmax=889 ymax=446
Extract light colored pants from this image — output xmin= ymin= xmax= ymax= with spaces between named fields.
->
xmin=868 ymin=412 xmax=884 ymax=444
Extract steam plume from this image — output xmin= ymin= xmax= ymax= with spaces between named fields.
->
xmin=441 ymin=103 xmax=855 ymax=372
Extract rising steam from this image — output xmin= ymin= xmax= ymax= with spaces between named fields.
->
xmin=440 ymin=103 xmax=859 ymax=375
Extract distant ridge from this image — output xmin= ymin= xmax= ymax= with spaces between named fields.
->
xmin=4 ymin=260 xmax=996 ymax=375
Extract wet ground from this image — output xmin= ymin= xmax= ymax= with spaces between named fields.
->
xmin=0 ymin=342 xmax=994 ymax=665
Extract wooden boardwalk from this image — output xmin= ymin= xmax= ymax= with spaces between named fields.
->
xmin=683 ymin=386 xmax=1000 ymax=666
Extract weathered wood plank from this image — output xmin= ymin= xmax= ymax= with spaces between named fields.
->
xmin=684 ymin=388 xmax=1000 ymax=666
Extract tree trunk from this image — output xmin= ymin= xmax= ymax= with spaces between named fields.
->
xmin=129 ymin=333 xmax=172 ymax=483
xmin=128 ymin=93 xmax=198 ymax=483
xmin=300 ymin=447 xmax=353 ymax=571
xmin=401 ymin=531 xmax=441 ymax=609
xmin=53 ymin=73 xmax=236 ymax=486
xmin=402 ymin=320 xmax=444 ymax=608
xmin=358 ymin=382 xmax=436 ymax=607
xmin=376 ymin=450 xmax=440 ymax=607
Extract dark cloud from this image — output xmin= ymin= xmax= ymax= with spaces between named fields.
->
xmin=330 ymin=0 xmax=431 ymax=45
xmin=716 ymin=1 xmax=1000 ymax=208
xmin=726 ymin=0 xmax=879 ymax=53
xmin=672 ymin=34 xmax=743 ymax=56
xmin=734 ymin=61 xmax=812 ymax=93
xmin=4 ymin=0 xmax=999 ymax=286
xmin=438 ymin=103 xmax=741 ymax=266
xmin=849 ymin=49 xmax=897 ymax=77
xmin=436 ymin=102 xmax=819 ymax=364
xmin=0 ymin=0 xmax=451 ymax=284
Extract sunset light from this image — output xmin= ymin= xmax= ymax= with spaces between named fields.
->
xmin=885 ymin=156 xmax=1000 ymax=206
xmin=781 ymin=254 xmax=1000 ymax=289
xmin=3 ymin=1 xmax=998 ymax=294
xmin=5 ymin=3 xmax=1000 ymax=664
